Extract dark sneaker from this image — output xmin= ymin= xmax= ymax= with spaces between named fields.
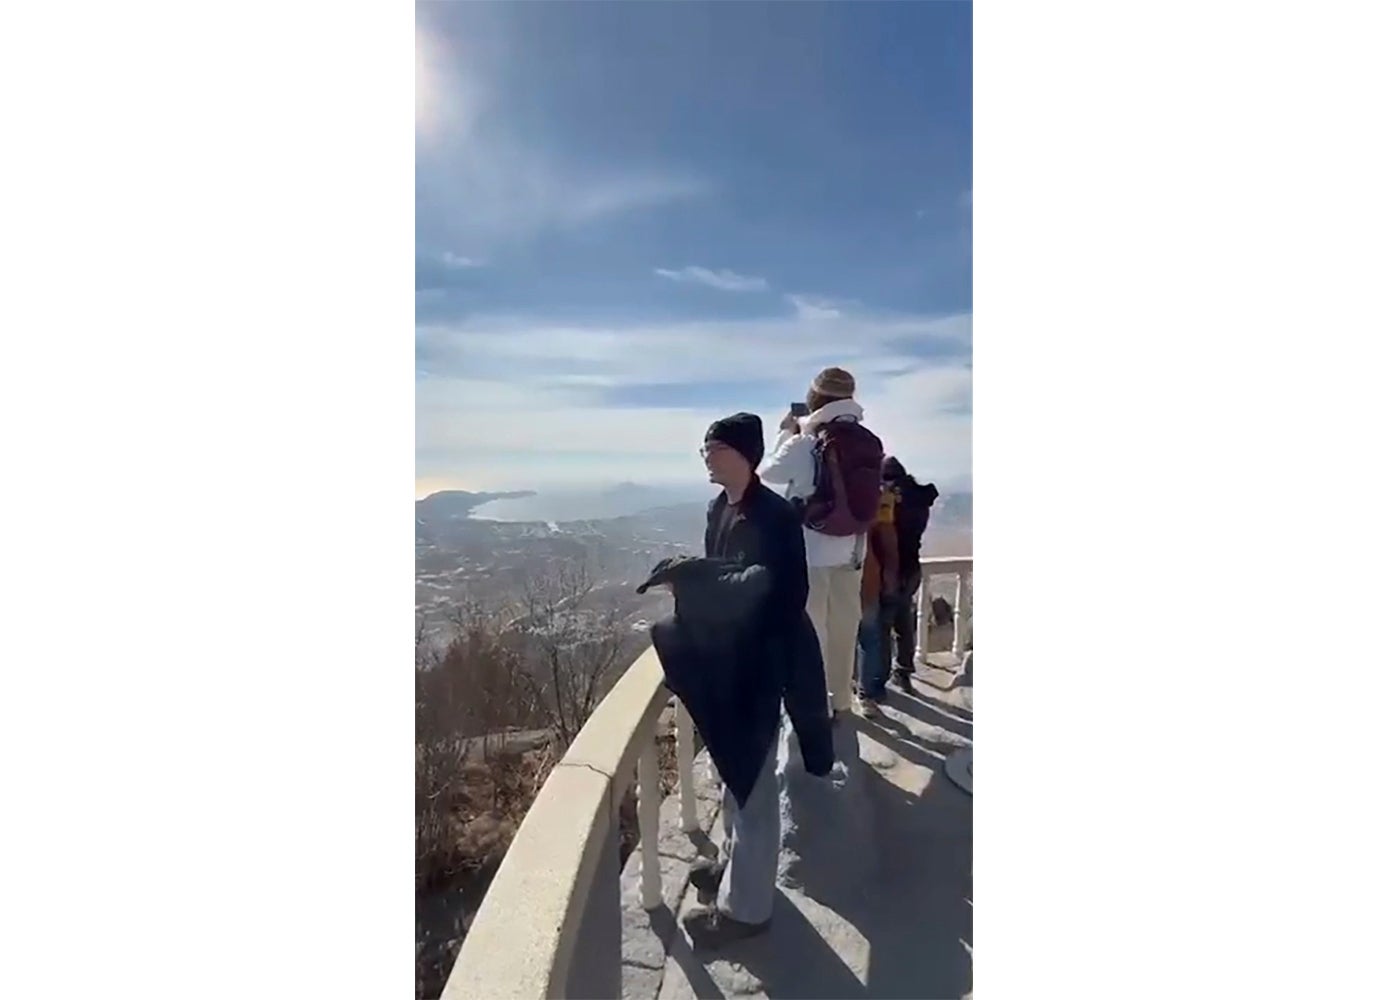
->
xmin=892 ymin=669 xmax=915 ymax=692
xmin=682 ymin=905 xmax=771 ymax=950
xmin=689 ymin=856 xmax=726 ymax=901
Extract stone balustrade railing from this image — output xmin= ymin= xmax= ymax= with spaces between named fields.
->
xmin=917 ymin=556 xmax=974 ymax=663
xmin=443 ymin=646 xmax=696 ymax=999
xmin=443 ymin=557 xmax=972 ymax=999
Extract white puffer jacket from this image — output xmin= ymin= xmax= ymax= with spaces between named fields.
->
xmin=759 ymin=399 xmax=866 ymax=569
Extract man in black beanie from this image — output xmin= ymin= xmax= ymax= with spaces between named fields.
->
xmin=641 ymin=412 xmax=833 ymax=950
xmin=702 ymin=412 xmax=765 ymax=557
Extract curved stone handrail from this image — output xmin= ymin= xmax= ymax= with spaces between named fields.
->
xmin=443 ymin=646 xmax=695 ymax=1000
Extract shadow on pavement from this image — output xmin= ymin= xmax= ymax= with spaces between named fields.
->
xmin=890 ymin=687 xmax=974 ymax=742
xmin=651 ymin=905 xmax=728 ymax=1000
xmin=720 ymin=890 xmax=870 ymax=999
xmin=657 ymin=684 xmax=973 ymax=999
xmin=778 ymin=715 xmax=973 ymax=999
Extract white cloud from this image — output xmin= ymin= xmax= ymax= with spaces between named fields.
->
xmin=561 ymin=175 xmax=708 ymax=224
xmin=416 ymin=362 xmax=971 ymax=493
xmin=415 ymin=375 xmax=712 ymax=491
xmin=417 ymin=308 xmax=968 ymax=388
xmin=416 ymin=307 xmax=971 ymax=492
xmin=786 ymin=294 xmax=847 ymax=321
xmin=855 ymin=365 xmax=972 ymax=488
xmin=417 ymin=378 xmax=710 ymax=458
xmin=419 ymin=134 xmax=706 ymax=244
xmin=441 ymin=252 xmax=485 ymax=269
xmin=654 ymin=266 xmax=769 ymax=292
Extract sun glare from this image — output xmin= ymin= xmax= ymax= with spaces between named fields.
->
xmin=416 ymin=30 xmax=438 ymax=135
xmin=415 ymin=40 xmax=428 ymax=130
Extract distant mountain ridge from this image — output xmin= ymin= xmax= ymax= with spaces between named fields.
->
xmin=419 ymin=484 xmax=970 ymax=527
xmin=417 ymin=484 xmax=969 ymax=534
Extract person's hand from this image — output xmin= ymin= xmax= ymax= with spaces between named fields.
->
xmin=635 ymin=555 xmax=704 ymax=595
xmin=780 ymin=410 xmax=801 ymax=433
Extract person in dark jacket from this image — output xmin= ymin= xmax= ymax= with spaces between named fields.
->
xmin=641 ymin=411 xmax=834 ymax=951
xmin=881 ymin=456 xmax=939 ymax=689
xmin=854 ymin=485 xmax=899 ymax=718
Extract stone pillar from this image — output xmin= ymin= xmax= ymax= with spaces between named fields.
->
xmin=916 ymin=572 xmax=932 ymax=665
xmin=637 ymin=741 xmax=662 ymax=910
xmin=951 ymin=573 xmax=965 ymax=660
xmin=676 ymin=699 xmax=698 ymax=832
xmin=959 ymin=571 xmax=973 ymax=653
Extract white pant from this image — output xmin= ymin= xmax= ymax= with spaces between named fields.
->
xmin=807 ymin=564 xmax=863 ymax=713
xmin=717 ymin=734 xmax=781 ymax=925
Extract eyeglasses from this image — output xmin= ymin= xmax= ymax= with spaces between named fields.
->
xmin=699 ymin=442 xmax=734 ymax=458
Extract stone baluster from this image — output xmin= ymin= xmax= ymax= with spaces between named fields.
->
xmin=676 ymin=699 xmax=698 ymax=832
xmin=916 ymin=570 xmax=932 ymax=666
xmin=960 ymin=571 xmax=973 ymax=653
xmin=637 ymin=738 xmax=662 ymax=910
xmin=952 ymin=573 xmax=965 ymax=660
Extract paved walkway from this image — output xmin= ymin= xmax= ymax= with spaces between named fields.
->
xmin=622 ymin=655 xmax=973 ymax=1000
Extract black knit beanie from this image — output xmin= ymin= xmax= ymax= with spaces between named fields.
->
xmin=704 ymin=412 xmax=764 ymax=471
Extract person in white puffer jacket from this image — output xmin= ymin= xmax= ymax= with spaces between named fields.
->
xmin=759 ymin=366 xmax=871 ymax=720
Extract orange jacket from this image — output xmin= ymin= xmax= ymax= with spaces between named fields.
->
xmin=861 ymin=490 xmax=899 ymax=611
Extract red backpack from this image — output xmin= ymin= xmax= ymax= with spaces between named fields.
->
xmin=802 ymin=421 xmax=884 ymax=537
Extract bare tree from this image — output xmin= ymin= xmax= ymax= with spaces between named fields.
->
xmin=416 ymin=613 xmax=439 ymax=671
xmin=419 ymin=602 xmax=543 ymax=745
xmin=416 ymin=600 xmax=549 ymax=890
xmin=414 ymin=555 xmax=638 ymax=894
xmin=513 ymin=557 xmax=634 ymax=746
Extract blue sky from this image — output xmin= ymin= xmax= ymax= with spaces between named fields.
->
xmin=416 ymin=1 xmax=971 ymax=496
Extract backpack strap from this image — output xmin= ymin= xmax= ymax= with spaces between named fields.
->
xmin=823 ymin=437 xmax=850 ymax=511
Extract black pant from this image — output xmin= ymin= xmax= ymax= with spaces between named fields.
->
xmin=884 ymin=570 xmax=921 ymax=673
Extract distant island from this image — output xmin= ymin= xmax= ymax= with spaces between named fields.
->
xmin=468 ymin=483 xmax=709 ymax=523
xmin=415 ymin=490 xmax=537 ymax=522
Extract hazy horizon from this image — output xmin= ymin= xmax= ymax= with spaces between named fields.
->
xmin=415 ymin=472 xmax=975 ymax=504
